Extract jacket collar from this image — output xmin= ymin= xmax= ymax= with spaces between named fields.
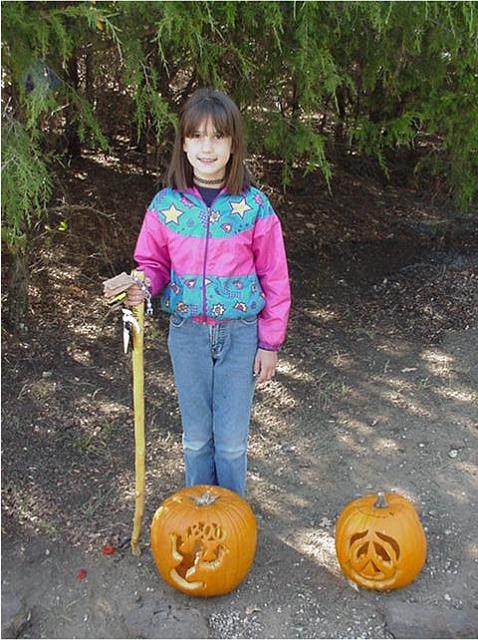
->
xmin=184 ymin=185 xmax=228 ymax=199
xmin=180 ymin=184 xmax=229 ymax=209
xmin=181 ymin=184 xmax=249 ymax=204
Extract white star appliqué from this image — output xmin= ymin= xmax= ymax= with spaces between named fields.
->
xmin=161 ymin=204 xmax=183 ymax=224
xmin=230 ymin=198 xmax=251 ymax=219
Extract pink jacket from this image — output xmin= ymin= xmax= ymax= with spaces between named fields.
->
xmin=134 ymin=184 xmax=291 ymax=351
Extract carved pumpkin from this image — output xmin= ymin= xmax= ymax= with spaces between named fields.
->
xmin=335 ymin=492 xmax=427 ymax=591
xmin=150 ymin=485 xmax=257 ymax=597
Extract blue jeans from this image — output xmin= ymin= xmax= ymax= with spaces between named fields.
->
xmin=167 ymin=315 xmax=258 ymax=496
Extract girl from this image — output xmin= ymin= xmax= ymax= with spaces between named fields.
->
xmin=126 ymin=87 xmax=290 ymax=496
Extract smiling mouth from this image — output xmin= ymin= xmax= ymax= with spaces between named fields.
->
xmin=199 ymin=158 xmax=217 ymax=163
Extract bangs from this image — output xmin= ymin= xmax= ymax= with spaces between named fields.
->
xmin=183 ymin=102 xmax=233 ymax=138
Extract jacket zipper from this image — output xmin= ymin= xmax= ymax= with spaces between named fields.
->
xmin=202 ymin=206 xmax=211 ymax=318
xmin=185 ymin=189 xmax=224 ymax=320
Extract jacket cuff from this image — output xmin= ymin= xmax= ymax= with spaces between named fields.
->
xmin=258 ymin=341 xmax=281 ymax=352
xmin=136 ymin=267 xmax=159 ymax=296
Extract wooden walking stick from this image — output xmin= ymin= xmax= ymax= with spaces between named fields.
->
xmin=129 ymin=269 xmax=146 ymax=556
xmin=103 ymin=269 xmax=150 ymax=555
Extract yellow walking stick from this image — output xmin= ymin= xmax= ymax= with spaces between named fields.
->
xmin=129 ymin=269 xmax=146 ymax=556
xmin=103 ymin=269 xmax=150 ymax=555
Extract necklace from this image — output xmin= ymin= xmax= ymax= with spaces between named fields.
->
xmin=193 ymin=175 xmax=225 ymax=186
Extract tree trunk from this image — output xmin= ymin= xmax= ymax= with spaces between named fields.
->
xmin=6 ymin=250 xmax=29 ymax=335
xmin=334 ymin=85 xmax=348 ymax=152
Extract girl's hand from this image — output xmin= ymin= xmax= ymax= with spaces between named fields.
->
xmin=124 ymin=277 xmax=151 ymax=307
xmin=253 ymin=349 xmax=278 ymax=384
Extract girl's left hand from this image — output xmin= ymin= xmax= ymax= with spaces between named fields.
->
xmin=254 ymin=349 xmax=278 ymax=384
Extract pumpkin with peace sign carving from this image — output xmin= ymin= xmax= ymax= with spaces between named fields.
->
xmin=335 ymin=492 xmax=427 ymax=591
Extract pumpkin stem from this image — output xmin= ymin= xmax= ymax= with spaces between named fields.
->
xmin=193 ymin=492 xmax=219 ymax=506
xmin=374 ymin=492 xmax=389 ymax=508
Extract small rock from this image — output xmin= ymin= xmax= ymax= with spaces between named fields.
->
xmin=382 ymin=602 xmax=478 ymax=639
xmin=444 ymin=593 xmax=452 ymax=602
xmin=42 ymin=371 xmax=52 ymax=378
xmin=448 ymin=449 xmax=458 ymax=458
xmin=347 ymin=579 xmax=360 ymax=592
xmin=245 ymin=605 xmax=261 ymax=615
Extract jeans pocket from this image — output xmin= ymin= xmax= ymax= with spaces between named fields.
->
xmin=239 ymin=316 xmax=258 ymax=326
xmin=170 ymin=314 xmax=187 ymax=328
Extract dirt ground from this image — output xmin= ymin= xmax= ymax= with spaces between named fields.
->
xmin=2 ymin=146 xmax=478 ymax=639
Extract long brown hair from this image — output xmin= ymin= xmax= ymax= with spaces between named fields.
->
xmin=168 ymin=88 xmax=252 ymax=194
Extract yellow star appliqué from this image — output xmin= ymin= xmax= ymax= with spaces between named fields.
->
xmin=161 ymin=204 xmax=183 ymax=224
xmin=230 ymin=198 xmax=251 ymax=219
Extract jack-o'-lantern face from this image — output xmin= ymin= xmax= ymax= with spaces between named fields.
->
xmin=151 ymin=485 xmax=257 ymax=597
xmin=335 ymin=493 xmax=427 ymax=591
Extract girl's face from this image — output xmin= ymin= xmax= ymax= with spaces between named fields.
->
xmin=183 ymin=118 xmax=233 ymax=182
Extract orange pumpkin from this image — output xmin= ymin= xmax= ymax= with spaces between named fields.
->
xmin=150 ymin=485 xmax=257 ymax=597
xmin=335 ymin=492 xmax=427 ymax=591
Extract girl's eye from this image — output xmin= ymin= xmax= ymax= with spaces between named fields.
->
xmin=190 ymin=131 xmax=224 ymax=139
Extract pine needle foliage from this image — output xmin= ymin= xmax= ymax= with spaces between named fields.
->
xmin=1 ymin=1 xmax=477 ymax=327
xmin=3 ymin=0 xmax=477 ymax=222
xmin=2 ymin=0 xmax=113 ymax=257
xmin=1 ymin=115 xmax=52 ymax=254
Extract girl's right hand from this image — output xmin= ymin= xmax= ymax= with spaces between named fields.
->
xmin=124 ymin=283 xmax=145 ymax=307
xmin=124 ymin=277 xmax=151 ymax=307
